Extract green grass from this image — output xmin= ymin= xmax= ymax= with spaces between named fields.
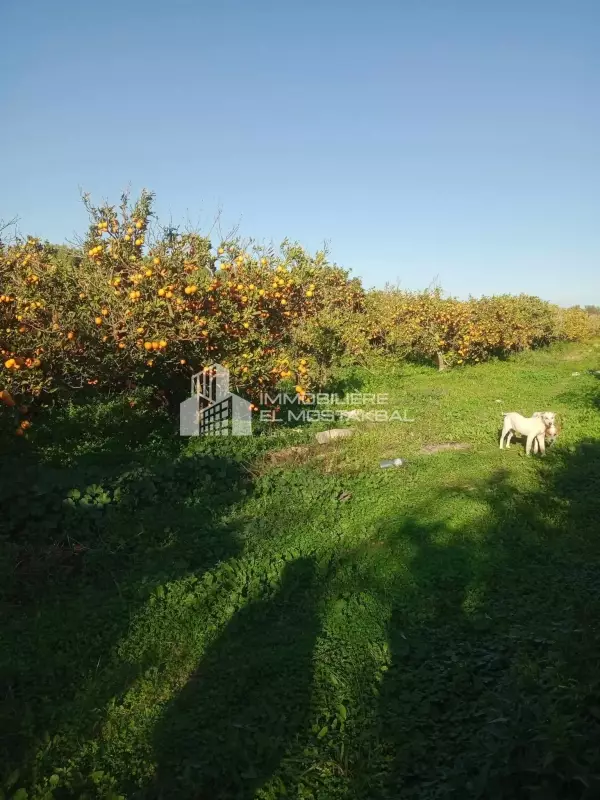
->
xmin=2 ymin=342 xmax=600 ymax=799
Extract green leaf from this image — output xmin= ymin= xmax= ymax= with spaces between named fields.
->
xmin=5 ymin=771 xmax=19 ymax=790
xmin=317 ymin=725 xmax=328 ymax=739
xmin=337 ymin=703 xmax=347 ymax=722
xmin=590 ymin=706 xmax=600 ymax=720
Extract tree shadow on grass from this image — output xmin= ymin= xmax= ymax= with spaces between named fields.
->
xmin=0 ymin=436 xmax=250 ymax=792
xmin=7 ymin=390 xmax=177 ymax=466
xmin=147 ymin=556 xmax=322 ymax=800
xmin=5 ymin=382 xmax=600 ymax=798
xmin=128 ymin=436 xmax=600 ymax=800
xmin=136 ymin=376 xmax=600 ymax=800
xmin=322 ymin=368 xmax=366 ymax=398
xmin=348 ymin=439 xmax=600 ymax=799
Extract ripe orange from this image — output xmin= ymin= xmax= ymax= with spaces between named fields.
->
xmin=144 ymin=342 xmax=152 ymax=351
xmin=0 ymin=389 xmax=15 ymax=406
xmin=15 ymin=428 xmax=24 ymax=436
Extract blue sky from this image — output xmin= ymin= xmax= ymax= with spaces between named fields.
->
xmin=1 ymin=0 xmax=598 ymax=305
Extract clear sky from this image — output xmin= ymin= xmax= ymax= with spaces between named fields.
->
xmin=1 ymin=0 xmax=598 ymax=306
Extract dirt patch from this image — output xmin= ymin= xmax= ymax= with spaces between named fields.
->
xmin=420 ymin=442 xmax=473 ymax=455
xmin=265 ymin=445 xmax=311 ymax=466
xmin=260 ymin=441 xmax=360 ymax=476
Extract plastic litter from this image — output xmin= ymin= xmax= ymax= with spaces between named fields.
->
xmin=380 ymin=458 xmax=406 ymax=468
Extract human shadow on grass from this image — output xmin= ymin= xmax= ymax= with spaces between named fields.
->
xmin=0 ymin=441 xmax=249 ymax=791
xmin=147 ymin=556 xmax=322 ymax=800
xmin=346 ymin=440 xmax=600 ymax=799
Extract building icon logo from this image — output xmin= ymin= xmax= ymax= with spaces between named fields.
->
xmin=180 ymin=363 xmax=252 ymax=437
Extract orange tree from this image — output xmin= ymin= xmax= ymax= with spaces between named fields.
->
xmin=2 ymin=188 xmax=598 ymax=435
xmin=0 ymin=191 xmax=363 ymax=424
xmin=552 ymin=305 xmax=600 ymax=342
xmin=363 ymin=287 xmax=592 ymax=367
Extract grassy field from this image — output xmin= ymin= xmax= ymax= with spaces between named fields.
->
xmin=2 ymin=342 xmax=600 ymax=799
